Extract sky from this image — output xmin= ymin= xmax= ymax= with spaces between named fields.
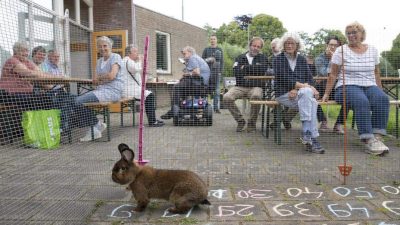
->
xmin=133 ymin=0 xmax=399 ymax=52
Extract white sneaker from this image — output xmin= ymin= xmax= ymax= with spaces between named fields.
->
xmin=97 ymin=122 xmax=107 ymax=133
xmin=374 ymin=135 xmax=390 ymax=154
xmin=364 ymin=138 xmax=387 ymax=155
xmin=80 ymin=123 xmax=107 ymax=142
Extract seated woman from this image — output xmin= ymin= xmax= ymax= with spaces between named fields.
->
xmin=0 ymin=42 xmax=53 ymax=109
xmin=121 ymin=45 xmax=164 ymax=127
xmin=0 ymin=41 xmax=99 ymax=140
xmin=273 ymin=32 xmax=325 ymax=154
xmin=322 ymin=21 xmax=389 ymax=156
xmin=76 ymin=36 xmax=124 ymax=141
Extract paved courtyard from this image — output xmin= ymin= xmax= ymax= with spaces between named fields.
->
xmin=1 ymin=107 xmax=400 ymax=224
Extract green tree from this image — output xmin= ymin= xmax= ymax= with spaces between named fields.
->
xmin=216 ymin=21 xmax=248 ymax=48
xmin=216 ymin=13 xmax=286 ymax=51
xmin=380 ymin=56 xmax=397 ymax=77
xmin=384 ymin=33 xmax=400 ymax=70
xmin=220 ymin=42 xmax=246 ymax=77
xmin=301 ymin=29 xmax=346 ymax=58
xmin=248 ymin=14 xmax=286 ymax=55
xmin=203 ymin=23 xmax=217 ymax=37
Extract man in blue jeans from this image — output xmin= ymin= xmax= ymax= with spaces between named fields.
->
xmin=202 ymin=34 xmax=223 ymax=113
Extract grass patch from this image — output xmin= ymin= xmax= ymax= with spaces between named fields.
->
xmin=179 ymin=217 xmax=199 ymax=224
xmin=323 ymin=105 xmax=399 ymax=136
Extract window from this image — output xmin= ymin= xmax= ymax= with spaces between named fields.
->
xmin=156 ymin=31 xmax=171 ymax=74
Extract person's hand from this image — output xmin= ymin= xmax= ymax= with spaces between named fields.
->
xmin=288 ymin=89 xmax=298 ymax=100
xmin=310 ymin=86 xmax=320 ymax=99
xmin=321 ymin=94 xmax=329 ymax=102
xmin=92 ymin=79 xmax=99 ymax=86
xmin=325 ymin=46 xmax=334 ymax=57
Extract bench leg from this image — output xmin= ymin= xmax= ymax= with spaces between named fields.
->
xmin=265 ymin=106 xmax=271 ymax=139
xmin=131 ymin=99 xmax=135 ymax=127
xmin=396 ymin=105 xmax=399 ymax=139
xmin=261 ymin=104 xmax=265 ymax=134
xmin=105 ymin=107 xmax=111 ymax=141
xmin=67 ymin=129 xmax=72 ymax=144
xmin=120 ymin=102 xmax=124 ymax=127
xmin=274 ymin=106 xmax=282 ymax=145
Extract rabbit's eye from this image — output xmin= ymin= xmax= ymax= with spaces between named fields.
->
xmin=120 ymin=167 xmax=127 ymax=172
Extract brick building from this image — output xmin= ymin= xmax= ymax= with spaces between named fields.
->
xmin=64 ymin=0 xmax=208 ymax=81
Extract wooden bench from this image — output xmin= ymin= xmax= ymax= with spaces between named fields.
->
xmin=250 ymin=100 xmax=400 ymax=144
xmin=83 ymin=98 xmax=136 ymax=141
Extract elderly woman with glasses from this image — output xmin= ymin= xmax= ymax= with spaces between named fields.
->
xmin=273 ymin=32 xmax=325 ymax=154
xmin=76 ymin=36 xmax=125 ymax=141
xmin=322 ymin=21 xmax=390 ymax=156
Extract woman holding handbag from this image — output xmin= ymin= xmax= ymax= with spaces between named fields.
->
xmin=121 ymin=45 xmax=164 ymax=127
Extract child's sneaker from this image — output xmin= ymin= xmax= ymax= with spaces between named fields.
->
xmin=333 ymin=123 xmax=344 ymax=134
xmin=319 ymin=121 xmax=329 ymax=132
xmin=309 ymin=138 xmax=325 ymax=154
xmin=300 ymin=131 xmax=312 ymax=145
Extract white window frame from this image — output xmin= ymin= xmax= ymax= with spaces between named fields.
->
xmin=155 ymin=30 xmax=171 ymax=74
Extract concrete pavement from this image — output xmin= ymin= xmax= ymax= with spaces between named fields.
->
xmin=1 ymin=107 xmax=400 ymax=224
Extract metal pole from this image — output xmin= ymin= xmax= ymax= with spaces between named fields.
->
xmin=132 ymin=0 xmax=137 ymax=47
xmin=181 ymin=0 xmax=184 ymax=21
xmin=384 ymin=27 xmax=388 ymax=77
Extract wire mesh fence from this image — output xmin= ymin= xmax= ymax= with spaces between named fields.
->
xmin=1 ymin=0 xmax=400 ymax=223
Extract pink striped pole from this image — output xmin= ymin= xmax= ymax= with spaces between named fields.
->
xmin=138 ymin=35 xmax=150 ymax=165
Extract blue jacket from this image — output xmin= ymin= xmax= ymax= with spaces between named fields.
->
xmin=273 ymin=52 xmax=313 ymax=97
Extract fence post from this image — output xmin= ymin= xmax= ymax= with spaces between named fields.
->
xmin=64 ymin=9 xmax=71 ymax=77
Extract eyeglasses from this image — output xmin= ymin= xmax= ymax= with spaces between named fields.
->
xmin=346 ymin=31 xmax=358 ymax=36
xmin=328 ymin=43 xmax=338 ymax=47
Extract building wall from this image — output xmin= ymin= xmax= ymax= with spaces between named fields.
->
xmin=135 ymin=6 xmax=208 ymax=81
xmin=92 ymin=0 xmax=207 ymax=81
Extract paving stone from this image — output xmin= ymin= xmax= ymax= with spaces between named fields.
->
xmin=0 ymin=184 xmax=45 ymax=200
xmin=325 ymin=184 xmax=387 ymax=200
xmin=368 ymin=199 xmax=400 ymax=220
xmin=0 ymin=200 xmax=49 ymax=220
xmin=33 ymin=185 xmax=89 ymax=200
xmin=81 ymin=186 xmax=131 ymax=201
xmin=321 ymin=200 xmax=390 ymax=221
xmin=90 ymin=202 xmax=149 ymax=223
xmin=209 ymin=201 xmax=268 ymax=222
xmin=264 ymin=200 xmax=328 ymax=221
xmin=30 ymin=200 xmax=94 ymax=221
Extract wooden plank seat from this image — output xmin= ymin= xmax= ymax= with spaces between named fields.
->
xmin=250 ymin=100 xmax=400 ymax=144
xmin=83 ymin=98 xmax=136 ymax=141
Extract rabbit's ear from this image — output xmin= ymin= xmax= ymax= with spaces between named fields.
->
xmin=121 ymin=148 xmax=135 ymax=162
xmin=118 ymin=143 xmax=130 ymax=153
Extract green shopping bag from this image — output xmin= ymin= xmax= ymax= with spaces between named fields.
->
xmin=22 ymin=109 xmax=61 ymax=149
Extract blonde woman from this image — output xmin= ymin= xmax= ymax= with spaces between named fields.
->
xmin=322 ymin=22 xmax=390 ymax=155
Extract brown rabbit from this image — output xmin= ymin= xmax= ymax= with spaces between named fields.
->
xmin=111 ymin=143 xmax=211 ymax=213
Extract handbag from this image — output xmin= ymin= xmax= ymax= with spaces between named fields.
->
xmin=22 ymin=109 xmax=61 ymax=149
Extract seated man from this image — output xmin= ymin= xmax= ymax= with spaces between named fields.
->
xmin=223 ymin=37 xmax=268 ymax=132
xmin=161 ymin=46 xmax=210 ymax=119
